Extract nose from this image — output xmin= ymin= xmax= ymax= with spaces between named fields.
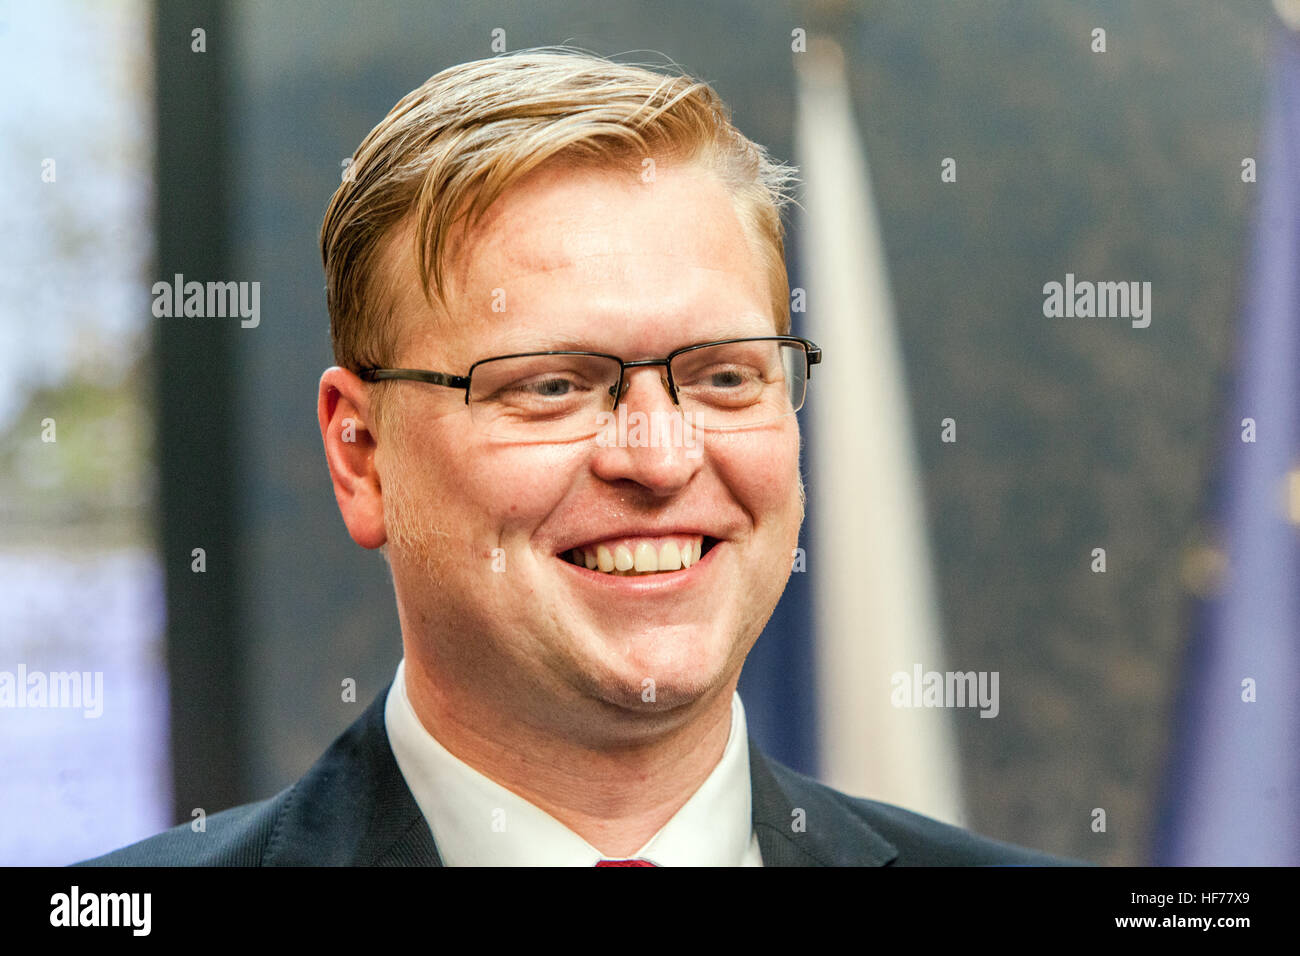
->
xmin=590 ymin=366 xmax=701 ymax=494
xmin=615 ymin=363 xmax=675 ymax=406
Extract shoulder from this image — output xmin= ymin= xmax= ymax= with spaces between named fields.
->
xmin=839 ymin=794 xmax=1075 ymax=866
xmin=74 ymin=789 xmax=293 ymax=867
xmin=754 ymin=749 xmax=1082 ymax=866
xmin=73 ymin=682 xmax=426 ymax=867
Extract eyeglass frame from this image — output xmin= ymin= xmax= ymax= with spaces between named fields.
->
xmin=356 ymin=335 xmax=822 ymax=416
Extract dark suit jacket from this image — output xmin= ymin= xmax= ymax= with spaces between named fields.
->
xmin=78 ymin=684 xmax=1069 ymax=866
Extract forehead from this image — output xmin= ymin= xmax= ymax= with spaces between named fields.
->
xmin=387 ymin=159 xmax=775 ymax=362
xmin=467 ymin=160 xmax=746 ymax=279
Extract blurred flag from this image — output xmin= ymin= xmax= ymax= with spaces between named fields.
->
xmin=794 ymin=37 xmax=964 ymax=824
xmin=1156 ymin=20 xmax=1300 ymax=865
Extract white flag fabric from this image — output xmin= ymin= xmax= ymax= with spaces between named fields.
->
xmin=795 ymin=38 xmax=965 ymax=825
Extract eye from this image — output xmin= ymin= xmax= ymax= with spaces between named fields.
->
xmin=492 ymin=372 xmax=598 ymax=410
xmin=706 ymin=368 xmax=750 ymax=388
xmin=521 ymin=376 xmax=578 ymax=397
xmin=682 ymin=363 xmax=763 ymax=390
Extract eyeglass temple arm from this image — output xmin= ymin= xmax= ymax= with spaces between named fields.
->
xmin=358 ymin=368 xmax=472 ymax=390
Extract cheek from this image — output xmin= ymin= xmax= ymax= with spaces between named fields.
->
xmin=457 ymin=441 xmax=588 ymax=532
xmin=387 ymin=419 xmax=584 ymax=545
xmin=709 ymin=425 xmax=803 ymax=528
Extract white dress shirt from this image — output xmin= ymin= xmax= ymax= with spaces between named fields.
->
xmin=384 ymin=659 xmax=764 ymax=866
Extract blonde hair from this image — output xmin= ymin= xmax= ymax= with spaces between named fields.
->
xmin=320 ymin=48 xmax=798 ymax=427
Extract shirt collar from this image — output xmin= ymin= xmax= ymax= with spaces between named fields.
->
xmin=385 ymin=659 xmax=761 ymax=866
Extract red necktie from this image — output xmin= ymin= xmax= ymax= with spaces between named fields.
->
xmin=595 ymin=859 xmax=658 ymax=866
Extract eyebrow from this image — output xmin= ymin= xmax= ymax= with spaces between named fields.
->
xmin=480 ymin=323 xmax=776 ymax=358
xmin=486 ymin=337 xmax=614 ymax=354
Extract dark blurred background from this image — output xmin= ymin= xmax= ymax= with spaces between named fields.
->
xmin=0 ymin=0 xmax=1286 ymax=866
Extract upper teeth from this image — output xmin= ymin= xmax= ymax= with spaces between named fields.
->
xmin=569 ymin=537 xmax=705 ymax=575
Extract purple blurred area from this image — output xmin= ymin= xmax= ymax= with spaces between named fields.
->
xmin=0 ymin=549 xmax=170 ymax=865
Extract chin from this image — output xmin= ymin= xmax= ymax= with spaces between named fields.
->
xmin=577 ymin=624 xmax=740 ymax=713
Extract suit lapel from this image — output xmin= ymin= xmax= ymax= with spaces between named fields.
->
xmin=748 ymin=739 xmax=898 ymax=866
xmin=262 ymin=683 xmax=444 ymax=866
xmin=265 ymin=682 xmax=896 ymax=866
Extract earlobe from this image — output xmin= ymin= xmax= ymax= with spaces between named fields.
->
xmin=318 ymin=366 xmax=388 ymax=549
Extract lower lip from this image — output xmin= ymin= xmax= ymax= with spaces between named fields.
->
xmin=557 ymin=542 xmax=719 ymax=591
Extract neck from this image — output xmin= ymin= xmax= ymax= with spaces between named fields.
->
xmin=402 ymin=653 xmax=737 ymax=857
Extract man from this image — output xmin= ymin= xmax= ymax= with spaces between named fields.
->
xmin=83 ymin=49 xmax=1064 ymax=866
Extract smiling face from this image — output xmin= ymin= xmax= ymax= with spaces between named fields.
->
xmin=374 ymin=158 xmax=804 ymax=742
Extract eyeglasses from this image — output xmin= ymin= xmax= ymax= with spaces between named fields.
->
xmin=358 ymin=335 xmax=822 ymax=442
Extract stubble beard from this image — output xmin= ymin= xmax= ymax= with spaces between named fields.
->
xmin=378 ymin=419 xmax=449 ymax=588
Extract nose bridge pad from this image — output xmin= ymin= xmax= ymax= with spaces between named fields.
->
xmin=658 ymin=370 xmax=677 ymax=404
xmin=618 ymin=367 xmax=679 ymax=407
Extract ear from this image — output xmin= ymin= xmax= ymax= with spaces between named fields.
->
xmin=318 ymin=367 xmax=387 ymax=549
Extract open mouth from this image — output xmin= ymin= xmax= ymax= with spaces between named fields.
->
xmin=558 ymin=535 xmax=718 ymax=576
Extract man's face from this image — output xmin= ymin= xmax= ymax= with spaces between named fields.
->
xmin=376 ymin=159 xmax=803 ymax=735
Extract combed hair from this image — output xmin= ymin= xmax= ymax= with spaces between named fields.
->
xmin=320 ymin=47 xmax=799 ymax=426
